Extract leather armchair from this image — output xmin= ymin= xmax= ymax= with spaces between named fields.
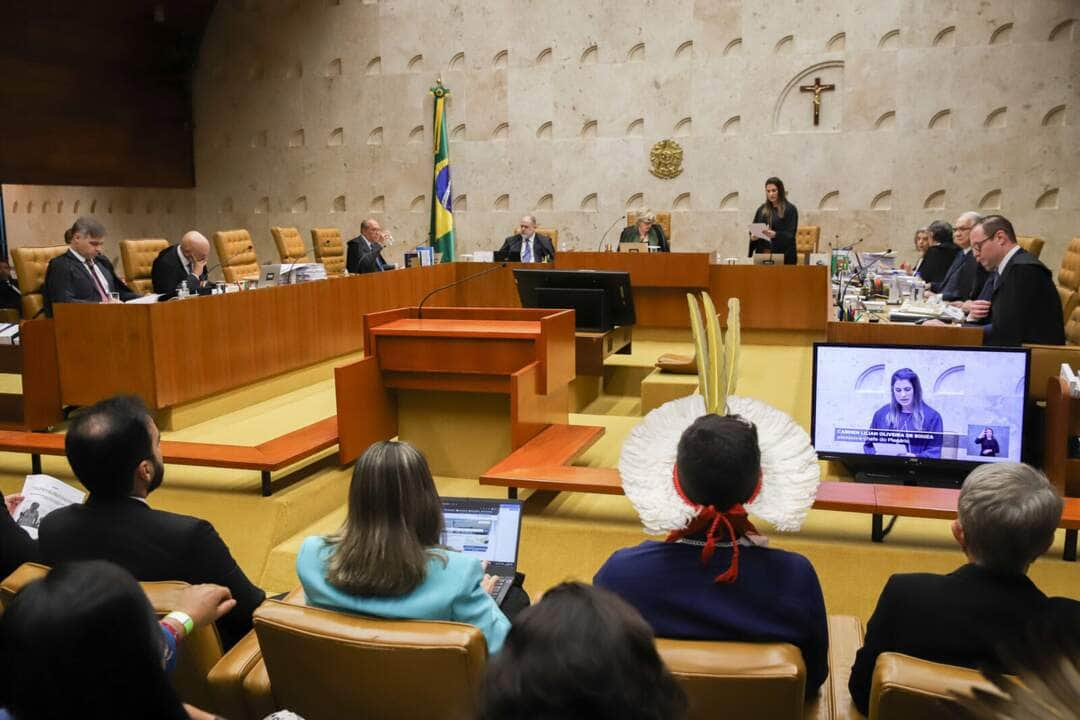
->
xmin=212 ymin=229 xmax=260 ymax=283
xmin=796 ymin=226 xmax=821 ymax=260
xmin=0 ymin=563 xmax=226 ymax=712
xmin=1016 ymin=235 xmax=1044 ymax=259
xmin=212 ymin=597 xmax=488 ymax=720
xmin=627 ymin=210 xmax=672 ymax=244
xmin=271 ymin=227 xmax=311 ymax=264
xmin=1058 ymin=238 xmax=1080 ymax=290
xmin=310 ymin=228 xmax=346 ymax=277
xmin=120 ymin=238 xmax=170 ymax=295
xmin=11 ymin=245 xmax=68 ymax=319
xmin=536 ymin=227 xmax=559 ymax=250
xmin=869 ymin=652 xmax=997 ymax=720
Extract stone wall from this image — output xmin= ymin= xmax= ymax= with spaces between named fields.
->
xmin=6 ymin=0 xmax=1077 ymax=275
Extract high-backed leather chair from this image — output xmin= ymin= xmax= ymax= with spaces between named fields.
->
xmin=796 ymin=226 xmax=821 ymax=260
xmin=0 ymin=562 xmax=226 ymax=711
xmin=658 ymin=639 xmax=806 ymax=720
xmin=511 ymin=224 xmax=560 ymax=252
xmin=120 ymin=238 xmax=170 ymax=294
xmin=1058 ymin=237 xmax=1080 ymax=290
xmin=869 ymin=652 xmax=998 ymax=720
xmin=211 ymin=598 xmax=487 ymax=720
xmin=1016 ymin=235 xmax=1044 ymax=259
xmin=627 ymin=210 xmax=672 ymax=244
xmin=212 ymin=230 xmax=260 ymax=283
xmin=271 ymin=227 xmax=311 ymax=264
xmin=11 ymin=245 xmax=68 ymax=319
xmin=311 ymin=228 xmax=346 ymax=277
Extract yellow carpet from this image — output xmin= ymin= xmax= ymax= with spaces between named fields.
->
xmin=2 ymin=337 xmax=1075 ymax=625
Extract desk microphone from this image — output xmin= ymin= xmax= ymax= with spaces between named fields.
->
xmin=205 ymin=244 xmax=254 ymax=281
xmin=416 ymin=262 xmax=508 ymax=319
xmin=597 ymin=214 xmax=626 ymax=250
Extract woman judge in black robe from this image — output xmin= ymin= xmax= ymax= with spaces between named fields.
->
xmin=748 ymin=177 xmax=799 ymax=265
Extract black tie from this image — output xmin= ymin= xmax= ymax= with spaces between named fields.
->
xmin=980 ymin=270 xmax=999 ymax=300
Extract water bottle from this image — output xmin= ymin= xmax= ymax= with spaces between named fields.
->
xmin=176 ymin=282 xmax=189 ymax=299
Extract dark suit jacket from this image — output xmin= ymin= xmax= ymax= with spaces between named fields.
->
xmin=977 ymin=249 xmax=1065 ymax=346
xmin=39 ymin=495 xmax=266 ymax=649
xmin=498 ymin=233 xmax=556 ymax=262
xmin=0 ymin=490 xmax=39 ymax=579
xmin=619 ymin=225 xmax=671 ymax=253
xmin=42 ymin=251 xmax=136 ymax=317
xmin=848 ymin=563 xmax=1049 ymax=715
xmin=151 ymin=245 xmax=208 ymax=294
xmin=346 ymin=237 xmax=388 ymax=274
xmin=940 ymin=249 xmax=989 ymax=301
xmin=916 ymin=242 xmax=960 ymax=288
xmin=0 ymin=277 xmax=20 ymax=313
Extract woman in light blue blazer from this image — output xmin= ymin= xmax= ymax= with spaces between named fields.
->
xmin=296 ymin=440 xmax=511 ymax=654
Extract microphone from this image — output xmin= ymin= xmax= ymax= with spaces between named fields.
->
xmin=597 ymin=214 xmax=626 ymax=250
xmin=205 ymin=244 xmax=254 ymax=281
xmin=280 ymin=243 xmax=321 ymax=272
xmin=417 ymin=262 xmax=508 ymax=319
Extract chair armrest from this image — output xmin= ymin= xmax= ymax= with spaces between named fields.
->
xmin=242 ymin=658 xmax=276 ymax=720
xmin=207 ymin=629 xmax=264 ymax=720
xmin=825 ymin=615 xmax=865 ymax=720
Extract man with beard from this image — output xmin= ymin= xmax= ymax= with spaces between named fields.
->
xmin=39 ymin=395 xmax=264 ymax=648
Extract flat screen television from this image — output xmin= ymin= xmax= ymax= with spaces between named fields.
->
xmin=811 ymin=343 xmax=1030 ymax=486
xmin=513 ymin=269 xmax=635 ymax=332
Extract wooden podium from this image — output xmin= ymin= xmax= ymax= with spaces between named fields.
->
xmin=335 ymin=306 xmax=576 ymax=477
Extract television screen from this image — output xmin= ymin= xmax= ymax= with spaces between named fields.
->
xmin=812 ymin=343 xmax=1029 ymax=468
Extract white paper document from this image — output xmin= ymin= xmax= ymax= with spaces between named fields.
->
xmin=12 ymin=474 xmax=86 ymax=539
xmin=125 ymin=294 xmax=161 ymax=304
xmin=748 ymin=223 xmax=770 ymax=240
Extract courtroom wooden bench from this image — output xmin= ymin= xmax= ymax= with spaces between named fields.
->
xmin=481 ymin=423 xmax=606 ymax=499
xmin=0 ymin=416 xmax=339 ymax=497
xmin=481 ymin=449 xmax=1080 ymax=561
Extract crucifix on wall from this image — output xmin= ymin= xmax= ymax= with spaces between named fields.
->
xmin=799 ymin=77 xmax=835 ymax=126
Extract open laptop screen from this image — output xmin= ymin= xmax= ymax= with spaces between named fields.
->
xmin=440 ymin=498 xmax=522 ymax=566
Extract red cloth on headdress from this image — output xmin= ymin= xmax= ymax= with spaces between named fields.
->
xmin=666 ymin=465 xmax=761 ymax=583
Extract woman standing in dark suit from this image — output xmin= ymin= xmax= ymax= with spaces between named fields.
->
xmin=748 ymin=177 xmax=799 ymax=265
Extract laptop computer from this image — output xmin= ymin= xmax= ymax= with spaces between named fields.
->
xmin=493 ymin=249 xmax=520 ymax=262
xmin=752 ymin=252 xmax=786 ymax=265
xmin=440 ymin=497 xmax=523 ymax=605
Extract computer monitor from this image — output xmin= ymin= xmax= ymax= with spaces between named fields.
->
xmin=513 ymin=268 xmax=636 ymax=332
xmin=811 ymin=343 xmax=1030 ymax=485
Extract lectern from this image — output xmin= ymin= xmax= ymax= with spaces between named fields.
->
xmin=335 ymin=306 xmax=576 ymax=476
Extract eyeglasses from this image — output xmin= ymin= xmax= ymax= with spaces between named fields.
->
xmin=971 ymin=237 xmax=991 ymax=251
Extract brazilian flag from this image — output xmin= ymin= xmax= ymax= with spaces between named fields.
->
xmin=429 ymin=81 xmax=455 ymax=262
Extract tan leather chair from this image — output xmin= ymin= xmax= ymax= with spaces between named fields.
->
xmin=797 ymin=226 xmax=821 ymax=260
xmin=271 ymin=227 xmax=311 ymax=263
xmin=1057 ymin=237 xmax=1080 ymax=290
xmin=658 ymin=639 xmax=806 ymax=720
xmin=512 ymin=224 xmax=560 ymax=252
xmin=869 ymin=652 xmax=998 ymax=720
xmin=0 ymin=563 xmax=225 ymax=712
xmin=311 ymin=228 xmax=346 ymax=277
xmin=1016 ymin=235 xmax=1044 ymax=259
xmin=11 ymin=245 xmax=68 ymax=319
xmin=120 ymin=238 xmax=170 ymax=295
xmin=212 ymin=230 xmax=260 ymax=283
xmin=211 ymin=598 xmax=487 ymax=720
xmin=1066 ymin=304 xmax=1080 ymax=346
xmin=627 ymin=210 xmax=672 ymax=244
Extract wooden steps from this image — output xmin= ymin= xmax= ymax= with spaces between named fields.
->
xmin=0 ymin=416 xmax=340 ymax=497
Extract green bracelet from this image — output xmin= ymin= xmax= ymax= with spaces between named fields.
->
xmin=165 ymin=611 xmax=195 ymax=636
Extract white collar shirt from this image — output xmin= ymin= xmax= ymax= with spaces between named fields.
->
xmin=67 ymin=247 xmax=111 ymax=294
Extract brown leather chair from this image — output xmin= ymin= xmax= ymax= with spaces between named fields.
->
xmin=211 ymin=598 xmax=487 ymax=720
xmin=120 ymin=238 xmax=170 ymax=295
xmin=1058 ymin=238 xmax=1080 ymax=290
xmin=212 ymin=230 xmax=260 ymax=283
xmin=537 ymin=227 xmax=560 ymax=251
xmin=869 ymin=652 xmax=998 ymax=720
xmin=1016 ymin=235 xmax=1044 ymax=259
xmin=311 ymin=228 xmax=346 ymax=277
xmin=271 ymin=227 xmax=311 ymax=264
xmin=11 ymin=245 xmax=68 ymax=319
xmin=0 ymin=562 xmax=226 ymax=712
xmin=1066 ymin=304 xmax=1080 ymax=346
xmin=627 ymin=210 xmax=672 ymax=244
xmin=797 ymin=226 xmax=821 ymax=261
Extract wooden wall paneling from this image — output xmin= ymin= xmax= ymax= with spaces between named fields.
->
xmin=1044 ymin=376 xmax=1070 ymax=496
xmin=335 ymin=356 xmax=397 ymax=465
xmin=826 ymin=321 xmax=983 ymax=347
xmin=537 ymin=309 xmax=577 ymax=394
xmin=555 ymin=253 xmax=711 ymax=288
xmin=374 ymin=335 xmax=538 ymax=376
xmin=20 ymin=319 xmax=64 ymax=429
xmin=710 ymin=265 xmax=830 ymax=331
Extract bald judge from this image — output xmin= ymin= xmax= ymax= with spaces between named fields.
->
xmin=151 ymin=231 xmax=211 ymax=294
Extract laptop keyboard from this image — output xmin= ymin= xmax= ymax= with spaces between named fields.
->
xmin=489 ymin=575 xmax=512 ymax=600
